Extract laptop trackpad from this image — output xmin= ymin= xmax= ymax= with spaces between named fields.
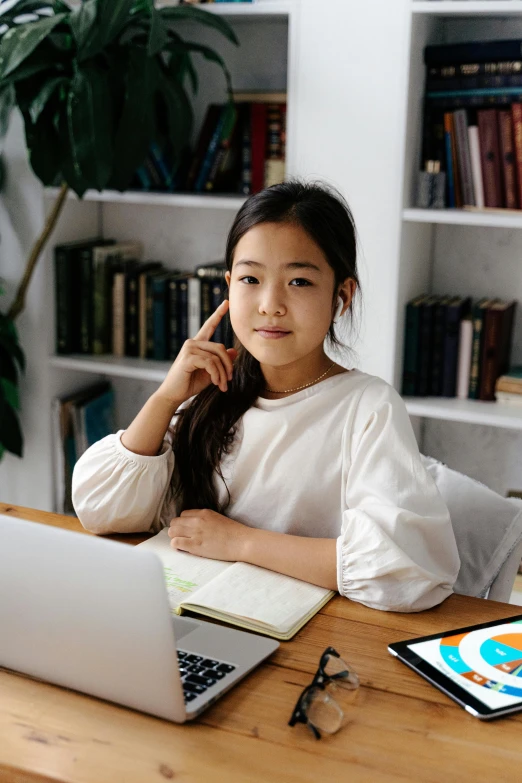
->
xmin=172 ymin=616 xmax=200 ymax=641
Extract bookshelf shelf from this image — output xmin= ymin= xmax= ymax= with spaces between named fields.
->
xmin=157 ymin=1 xmax=293 ymax=20
xmin=403 ymin=208 xmax=522 ymax=229
xmin=404 ymin=397 xmax=522 ymax=431
xmin=412 ymin=1 xmax=522 ymax=16
xmin=43 ymin=187 xmax=247 ymax=211
xmin=49 ymin=355 xmax=171 ymax=383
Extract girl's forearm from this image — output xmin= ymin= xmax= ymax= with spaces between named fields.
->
xmin=241 ymin=529 xmax=338 ymax=591
xmin=121 ymin=392 xmax=182 ymax=456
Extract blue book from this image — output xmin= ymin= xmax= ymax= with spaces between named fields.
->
xmin=444 ymin=119 xmax=456 ymax=208
xmin=195 ymin=105 xmax=229 ymax=192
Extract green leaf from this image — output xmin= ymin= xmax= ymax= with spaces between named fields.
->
xmin=66 ymin=63 xmax=114 ymax=191
xmin=1 ymin=377 xmax=19 ymax=410
xmin=0 ymin=386 xmax=23 ymax=457
xmin=160 ymin=5 xmax=239 ymax=47
xmin=108 ymin=48 xmax=157 ymax=191
xmin=69 ymin=0 xmax=97 ymax=55
xmin=0 ymin=13 xmax=67 ymax=80
xmin=92 ymin=0 xmax=136 ymax=49
xmin=0 ymin=81 xmax=14 ymax=137
xmin=22 ymin=102 xmax=63 ymax=185
xmin=3 ymin=40 xmax=67 ymax=84
xmin=157 ymin=70 xmax=192 ymax=158
xmin=148 ymin=5 xmax=168 ymax=57
xmin=169 ymin=39 xmax=232 ymax=96
xmin=28 ymin=73 xmax=66 ymax=122
xmin=0 ymin=345 xmax=18 ymax=383
xmin=0 ymin=332 xmax=25 ymax=373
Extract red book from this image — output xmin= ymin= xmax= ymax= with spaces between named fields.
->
xmin=477 ymin=109 xmax=503 ymax=208
xmin=498 ymin=109 xmax=518 ymax=209
xmin=479 ymin=300 xmax=517 ymax=401
xmin=250 ymin=102 xmax=267 ymax=194
xmin=512 ymin=103 xmax=522 ymax=209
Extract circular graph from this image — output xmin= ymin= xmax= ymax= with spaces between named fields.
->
xmin=440 ymin=622 xmax=522 ymax=697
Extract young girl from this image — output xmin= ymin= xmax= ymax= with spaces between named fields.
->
xmin=72 ymin=180 xmax=460 ymax=612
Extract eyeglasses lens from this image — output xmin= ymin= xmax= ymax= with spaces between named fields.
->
xmin=323 ymin=652 xmax=360 ymax=690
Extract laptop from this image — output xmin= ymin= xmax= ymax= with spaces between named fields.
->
xmin=0 ymin=514 xmax=279 ymax=722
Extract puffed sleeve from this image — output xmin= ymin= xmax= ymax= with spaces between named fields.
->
xmin=72 ymin=430 xmax=176 ymax=535
xmin=337 ymin=378 xmax=460 ymax=612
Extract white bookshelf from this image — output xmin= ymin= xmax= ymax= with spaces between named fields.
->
xmin=412 ymin=1 xmax=522 ymax=16
xmin=405 ymin=398 xmax=522 ymax=431
xmin=403 ymin=208 xmax=522 ymax=229
xmin=44 ymin=187 xmax=246 ymax=211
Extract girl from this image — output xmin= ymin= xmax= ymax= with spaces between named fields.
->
xmin=72 ymin=180 xmax=460 ymax=612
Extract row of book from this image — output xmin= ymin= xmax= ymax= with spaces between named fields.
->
xmin=421 ymin=38 xmax=522 ymax=210
xmin=54 ymin=238 xmax=234 ymax=362
xmin=129 ymin=93 xmax=286 ymax=196
xmin=401 ymin=294 xmax=517 ymax=401
xmin=52 ymin=382 xmax=115 ymax=515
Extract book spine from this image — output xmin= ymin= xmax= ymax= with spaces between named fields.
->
xmin=178 ymin=279 xmax=189 ymax=344
xmin=250 ymin=102 xmax=268 ymax=193
xmin=211 ymin=279 xmax=224 ymax=344
xmin=418 ymin=300 xmax=435 ymax=397
xmin=427 ymin=72 xmax=522 ymax=92
xmin=401 ymin=300 xmax=423 ymax=396
xmin=200 ymin=277 xmax=212 ymax=333
xmin=125 ymin=273 xmax=139 ymax=357
xmin=456 ymin=318 xmax=473 ymax=400
xmin=479 ymin=307 xmax=502 ymax=401
xmin=168 ymin=278 xmax=180 ymax=359
xmin=79 ymin=246 xmax=93 ymax=354
xmin=444 ymin=113 xmax=456 ymax=208
xmin=205 ymin=104 xmax=237 ymax=192
xmin=241 ymin=104 xmax=252 ymax=195
xmin=441 ymin=306 xmax=461 ymax=397
xmin=454 ymin=109 xmax=476 ymax=206
xmin=498 ymin=109 xmax=518 ymax=209
xmin=511 ymin=103 xmax=522 ymax=209
xmin=138 ymin=273 xmax=148 ymax=359
xmin=425 ymin=41 xmax=522 ymax=67
xmin=477 ymin=109 xmax=503 ymax=208
xmin=468 ymin=302 xmax=487 ymax=399
xmin=54 ymin=247 xmax=75 ymax=354
xmin=430 ymin=300 xmax=447 ymax=397
xmin=92 ymin=256 xmax=111 ymax=355
xmin=112 ymin=272 xmax=126 ymax=357
xmin=195 ymin=106 xmax=227 ymax=193
xmin=427 ymin=91 xmax=522 ymax=109
xmin=188 ymin=277 xmax=201 ymax=338
xmin=468 ymin=126 xmax=485 ymax=209
xmin=152 ymin=278 xmax=167 ymax=361
xmin=428 ymin=61 xmax=522 ymax=79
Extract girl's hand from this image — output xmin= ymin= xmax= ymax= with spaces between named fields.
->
xmin=157 ymin=300 xmax=238 ymax=405
xmin=167 ymin=508 xmax=252 ymax=562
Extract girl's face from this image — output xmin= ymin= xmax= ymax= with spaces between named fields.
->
xmin=225 ymin=222 xmax=346 ymax=368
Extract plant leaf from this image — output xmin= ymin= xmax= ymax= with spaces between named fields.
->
xmin=66 ymin=63 xmax=114 ymax=191
xmin=169 ymin=39 xmax=232 ymax=96
xmin=68 ymin=0 xmax=97 ymax=55
xmin=160 ymin=5 xmax=238 ymax=47
xmin=0 ymin=344 xmax=18 ymax=383
xmin=0 ymin=384 xmax=23 ymax=457
xmin=148 ymin=5 xmax=168 ymax=57
xmin=108 ymin=47 xmax=156 ymax=191
xmin=91 ymin=0 xmax=136 ymax=51
xmin=0 ymin=331 xmax=25 ymax=372
xmin=157 ymin=69 xmax=192 ymax=158
xmin=0 ymin=12 xmax=67 ymax=79
xmin=1 ymin=377 xmax=19 ymax=410
xmin=0 ymin=80 xmax=14 ymax=136
xmin=28 ymin=73 xmax=65 ymax=122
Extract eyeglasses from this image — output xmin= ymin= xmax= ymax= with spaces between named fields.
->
xmin=288 ymin=646 xmax=360 ymax=739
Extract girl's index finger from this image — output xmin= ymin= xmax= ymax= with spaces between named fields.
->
xmin=194 ymin=299 xmax=229 ymax=342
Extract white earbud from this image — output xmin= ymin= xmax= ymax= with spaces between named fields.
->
xmin=333 ymin=297 xmax=344 ymax=323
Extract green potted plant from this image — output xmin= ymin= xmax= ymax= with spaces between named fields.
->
xmin=0 ymin=0 xmax=237 ymax=460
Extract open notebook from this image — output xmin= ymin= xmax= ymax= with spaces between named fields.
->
xmin=137 ymin=528 xmax=335 ymax=641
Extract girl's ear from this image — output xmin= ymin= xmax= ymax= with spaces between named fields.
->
xmin=225 ymin=271 xmax=231 ymax=287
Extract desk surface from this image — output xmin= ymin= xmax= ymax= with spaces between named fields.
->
xmin=1 ymin=502 xmax=521 ymax=783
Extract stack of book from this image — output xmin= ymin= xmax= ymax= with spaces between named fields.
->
xmin=495 ymin=368 xmax=522 ymax=405
xmin=420 ymin=39 xmax=522 ymax=210
xmin=54 ymin=238 xmax=234 ymax=362
xmin=52 ymin=382 xmax=115 ymax=515
xmin=401 ymin=294 xmax=517 ymax=401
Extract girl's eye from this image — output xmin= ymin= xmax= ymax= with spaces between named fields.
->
xmin=238 ymin=276 xmax=312 ymax=287
xmin=238 ymin=276 xmax=259 ymax=284
xmin=290 ymin=278 xmax=312 ymax=287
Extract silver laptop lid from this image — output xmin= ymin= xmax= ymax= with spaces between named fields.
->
xmin=0 ymin=515 xmax=186 ymax=722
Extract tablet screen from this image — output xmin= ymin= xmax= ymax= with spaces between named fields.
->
xmin=407 ymin=618 xmax=522 ymax=711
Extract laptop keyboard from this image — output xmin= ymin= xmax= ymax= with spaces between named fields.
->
xmin=177 ymin=650 xmax=237 ymax=704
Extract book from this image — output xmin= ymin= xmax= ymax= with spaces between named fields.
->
xmin=477 ymin=109 xmax=502 ymax=208
xmin=401 ymin=294 xmax=428 ymax=396
xmin=186 ymin=104 xmax=222 ymax=191
xmin=137 ymin=527 xmax=334 ymax=641
xmin=425 ymin=41 xmax=522 ymax=68
xmin=250 ymin=102 xmax=268 ymax=193
xmin=93 ymin=241 xmax=143 ymax=355
xmin=442 ymin=296 xmax=471 ymax=398
xmin=418 ymin=295 xmax=440 ymax=396
xmin=468 ymin=297 xmax=495 ymax=399
xmin=264 ymin=103 xmax=286 ymax=188
xmin=126 ymin=262 xmax=161 ymax=357
xmin=195 ymin=104 xmax=231 ymax=193
xmin=428 ymin=61 xmax=522 ymax=80
xmin=498 ymin=109 xmax=518 ymax=210
xmin=444 ymin=113 xmax=456 ymax=208
xmin=151 ymin=272 xmax=172 ymax=360
xmin=495 ymin=391 xmax=522 ymax=405
xmin=511 ymin=103 xmax=522 ymax=209
xmin=479 ymin=300 xmax=517 ymax=401
xmin=468 ymin=125 xmax=485 ymax=209
xmin=188 ymin=276 xmax=201 ymax=337
xmin=496 ymin=367 xmax=522 ymax=394
xmin=453 ymin=109 xmax=475 ymax=206
xmin=456 ymin=317 xmax=474 ymax=400
xmin=431 ymin=295 xmax=452 ymax=396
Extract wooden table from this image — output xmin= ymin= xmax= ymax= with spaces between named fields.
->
xmin=1 ymin=503 xmax=522 ymax=783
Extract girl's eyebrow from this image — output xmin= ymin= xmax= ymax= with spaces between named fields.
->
xmin=235 ymin=259 xmax=322 ymax=273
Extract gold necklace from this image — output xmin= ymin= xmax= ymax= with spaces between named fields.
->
xmin=263 ymin=362 xmax=336 ymax=394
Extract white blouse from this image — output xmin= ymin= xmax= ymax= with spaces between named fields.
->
xmin=72 ymin=369 xmax=460 ymax=612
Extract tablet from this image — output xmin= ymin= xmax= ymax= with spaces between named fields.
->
xmin=388 ymin=612 xmax=522 ymax=720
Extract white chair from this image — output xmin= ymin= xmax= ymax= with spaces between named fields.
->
xmin=422 ymin=456 xmax=522 ymax=604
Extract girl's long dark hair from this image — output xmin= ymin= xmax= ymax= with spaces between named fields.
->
xmin=169 ymin=180 xmax=360 ymax=513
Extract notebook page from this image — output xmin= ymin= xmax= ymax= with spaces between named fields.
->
xmin=137 ymin=528 xmax=230 ymax=611
xmin=184 ymin=561 xmax=332 ymax=634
